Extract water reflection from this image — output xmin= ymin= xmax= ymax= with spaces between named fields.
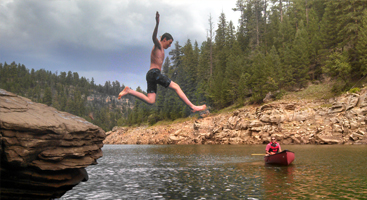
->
xmin=59 ymin=145 xmax=367 ymax=200
xmin=262 ymin=165 xmax=295 ymax=198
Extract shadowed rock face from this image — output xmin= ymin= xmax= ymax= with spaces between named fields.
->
xmin=0 ymin=89 xmax=106 ymax=200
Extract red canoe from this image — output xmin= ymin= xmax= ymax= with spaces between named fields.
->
xmin=264 ymin=150 xmax=295 ymax=165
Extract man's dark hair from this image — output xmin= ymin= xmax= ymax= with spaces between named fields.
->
xmin=161 ymin=33 xmax=173 ymax=41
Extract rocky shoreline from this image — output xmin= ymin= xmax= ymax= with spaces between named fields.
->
xmin=104 ymin=88 xmax=367 ymax=145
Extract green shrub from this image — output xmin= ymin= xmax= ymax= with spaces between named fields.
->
xmin=274 ymin=89 xmax=286 ymax=100
xmin=332 ymin=80 xmax=350 ymax=94
xmin=148 ymin=114 xmax=159 ymax=126
xmin=349 ymin=87 xmax=361 ymax=93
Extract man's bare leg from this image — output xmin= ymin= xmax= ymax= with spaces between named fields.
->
xmin=168 ymin=81 xmax=206 ymax=112
xmin=118 ymin=86 xmax=156 ymax=104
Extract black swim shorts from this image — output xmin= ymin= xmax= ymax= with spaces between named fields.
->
xmin=146 ymin=68 xmax=171 ymax=93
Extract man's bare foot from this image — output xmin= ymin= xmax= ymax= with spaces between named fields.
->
xmin=191 ymin=104 xmax=207 ymax=113
xmin=118 ymin=86 xmax=130 ymax=99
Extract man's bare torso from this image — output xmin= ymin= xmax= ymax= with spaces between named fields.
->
xmin=150 ymin=42 xmax=164 ymax=71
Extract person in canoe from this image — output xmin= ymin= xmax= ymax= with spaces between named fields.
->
xmin=265 ymin=137 xmax=282 ymax=155
xmin=118 ymin=11 xmax=207 ymax=113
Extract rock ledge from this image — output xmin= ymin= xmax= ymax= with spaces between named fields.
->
xmin=0 ymin=89 xmax=106 ymax=200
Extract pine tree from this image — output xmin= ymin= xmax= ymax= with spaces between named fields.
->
xmin=277 ymin=11 xmax=296 ymax=52
xmin=43 ymin=87 xmax=53 ymax=106
xmin=167 ymin=41 xmax=186 ymax=117
xmin=244 ymin=0 xmax=266 ymax=50
xmin=322 ymin=51 xmax=352 ymax=88
xmin=211 ymin=12 xmax=228 ymax=108
xmin=233 ymin=0 xmax=250 ymax=52
xmin=238 ymin=72 xmax=251 ymax=102
xmin=265 ymin=46 xmax=282 ymax=89
xmin=336 ymin=0 xmax=366 ymax=62
xmin=180 ymin=39 xmax=195 ymax=97
xmin=356 ymin=9 xmax=367 ymax=75
xmin=307 ymin=6 xmax=322 ymax=80
xmin=215 ymin=12 xmax=228 ymax=73
xmin=289 ymin=20 xmax=310 ymax=88
xmin=169 ymin=41 xmax=183 ymax=71
xmin=321 ymin=0 xmax=366 ymax=77
xmin=196 ymin=40 xmax=211 ymax=105
xmin=223 ymin=21 xmax=243 ymax=105
xmin=249 ymin=50 xmax=267 ymax=102
xmin=66 ymin=71 xmax=73 ymax=85
xmin=266 ymin=2 xmax=281 ymax=50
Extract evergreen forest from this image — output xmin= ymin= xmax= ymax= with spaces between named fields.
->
xmin=1 ymin=0 xmax=366 ymax=131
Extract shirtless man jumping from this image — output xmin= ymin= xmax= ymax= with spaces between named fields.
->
xmin=118 ymin=11 xmax=206 ymax=113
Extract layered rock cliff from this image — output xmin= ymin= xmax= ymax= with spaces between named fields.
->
xmin=0 ymin=89 xmax=106 ymax=200
xmin=104 ymin=88 xmax=367 ymax=145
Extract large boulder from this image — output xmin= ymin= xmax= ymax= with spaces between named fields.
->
xmin=316 ymin=135 xmax=343 ymax=144
xmin=0 ymin=89 xmax=105 ymax=200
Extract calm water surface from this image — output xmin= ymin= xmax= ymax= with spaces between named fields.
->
xmin=59 ymin=145 xmax=367 ymax=199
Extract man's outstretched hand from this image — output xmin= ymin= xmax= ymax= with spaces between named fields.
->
xmin=156 ymin=11 xmax=160 ymax=24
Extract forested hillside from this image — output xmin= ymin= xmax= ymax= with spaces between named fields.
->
xmin=0 ymin=62 xmax=135 ymax=131
xmin=1 ymin=0 xmax=366 ymax=130
xmin=144 ymin=0 xmax=366 ymax=123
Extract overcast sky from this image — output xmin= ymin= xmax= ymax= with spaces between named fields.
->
xmin=0 ymin=0 xmax=241 ymax=91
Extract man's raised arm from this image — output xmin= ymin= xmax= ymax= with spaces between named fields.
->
xmin=152 ymin=11 xmax=161 ymax=49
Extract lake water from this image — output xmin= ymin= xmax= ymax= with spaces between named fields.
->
xmin=59 ymin=145 xmax=367 ymax=199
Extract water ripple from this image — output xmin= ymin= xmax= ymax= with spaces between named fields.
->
xmin=59 ymin=145 xmax=367 ymax=199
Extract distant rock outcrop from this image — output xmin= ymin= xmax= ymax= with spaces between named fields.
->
xmin=0 ymin=89 xmax=106 ymax=200
xmin=104 ymin=88 xmax=367 ymax=145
